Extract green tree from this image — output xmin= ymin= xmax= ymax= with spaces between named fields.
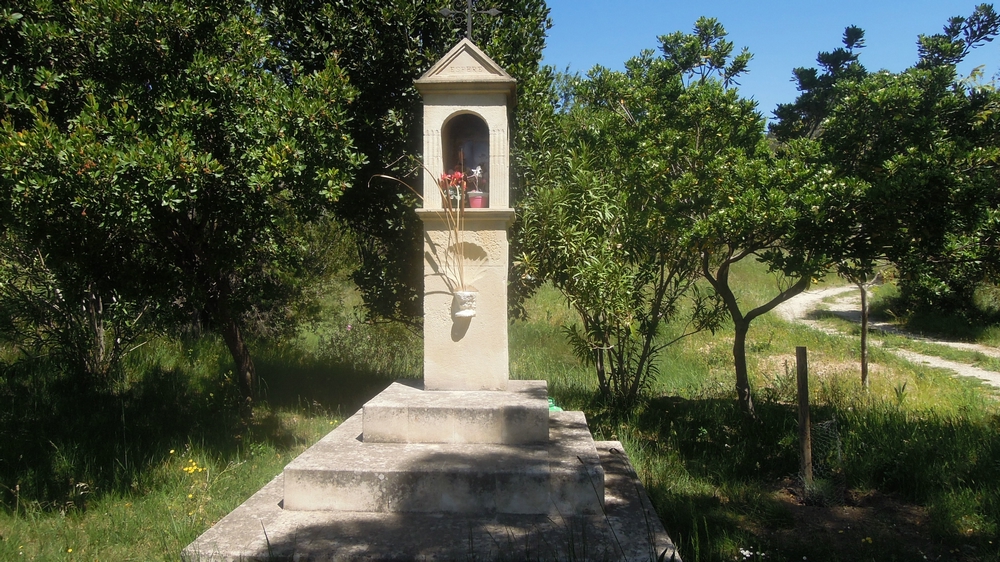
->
xmin=258 ymin=0 xmax=552 ymax=326
xmin=516 ymin=76 xmax=724 ymax=402
xmin=770 ymin=25 xmax=867 ymax=142
xmin=0 ymin=0 xmax=360 ymax=402
xmin=694 ymin=147 xmax=833 ymax=417
xmin=517 ymin=18 xmax=834 ymax=413
xmin=658 ymin=18 xmax=837 ymax=416
xmin=769 ymin=25 xmax=883 ymax=387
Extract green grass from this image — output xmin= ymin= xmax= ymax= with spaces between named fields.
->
xmin=2 ymin=263 xmax=1000 ymax=561
xmin=510 ymin=263 xmax=1000 ymax=561
xmin=0 ymin=405 xmax=334 ymax=560
xmin=0 ymin=280 xmax=420 ymax=560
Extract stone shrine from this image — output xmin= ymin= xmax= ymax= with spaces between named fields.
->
xmin=182 ymin=39 xmax=678 ymax=561
xmin=415 ymin=38 xmax=515 ymax=391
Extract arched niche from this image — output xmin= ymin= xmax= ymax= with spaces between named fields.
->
xmin=442 ymin=113 xmax=490 ymax=206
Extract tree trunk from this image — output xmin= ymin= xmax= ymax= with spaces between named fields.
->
xmin=594 ymin=346 xmax=608 ymax=397
xmin=859 ymin=282 xmax=869 ymax=389
xmin=733 ymin=319 xmax=756 ymax=417
xmin=85 ymin=284 xmax=106 ymax=378
xmin=219 ymin=306 xmax=256 ymax=410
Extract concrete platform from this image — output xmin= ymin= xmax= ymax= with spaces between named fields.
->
xmin=182 ymin=441 xmax=680 ymax=561
xmin=362 ymin=380 xmax=549 ymax=444
xmin=284 ymin=409 xmax=603 ymax=515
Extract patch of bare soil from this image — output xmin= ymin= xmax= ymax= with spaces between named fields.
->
xmin=760 ymin=479 xmax=983 ymax=561
xmin=758 ymin=353 xmax=890 ymax=381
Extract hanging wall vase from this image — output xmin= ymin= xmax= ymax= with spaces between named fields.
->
xmin=451 ymin=290 xmax=478 ymax=318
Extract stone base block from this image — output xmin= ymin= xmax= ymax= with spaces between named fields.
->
xmin=362 ymin=380 xmax=549 ymax=444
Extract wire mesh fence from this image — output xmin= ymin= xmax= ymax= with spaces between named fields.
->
xmin=803 ymin=417 xmax=847 ymax=505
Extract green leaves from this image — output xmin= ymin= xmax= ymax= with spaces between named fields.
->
xmin=257 ymin=0 xmax=551 ymax=325
xmin=772 ymin=5 xmax=1000 ymax=316
xmin=770 ymin=25 xmax=867 ymax=141
xmin=521 ymin=17 xmax=839 ymax=413
xmin=519 ymin=143 xmax=670 ymax=403
xmin=917 ymin=4 xmax=1000 ymax=68
xmin=658 ymin=17 xmax=751 ymax=87
xmin=519 ymin=21 xmax=782 ymax=404
xmin=0 ymin=0 xmax=360 ymax=386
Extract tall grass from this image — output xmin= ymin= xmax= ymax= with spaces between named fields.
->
xmin=871 ymin=282 xmax=1000 ymax=346
xmin=0 ymin=278 xmax=421 ymax=561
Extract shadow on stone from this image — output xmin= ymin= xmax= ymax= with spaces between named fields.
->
xmin=182 ymin=435 xmax=678 ymax=561
xmin=451 ymin=316 xmax=472 ymax=341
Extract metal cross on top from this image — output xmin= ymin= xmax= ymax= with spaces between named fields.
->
xmin=439 ymin=0 xmax=501 ymax=40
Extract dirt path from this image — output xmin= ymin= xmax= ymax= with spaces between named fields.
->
xmin=774 ymin=285 xmax=1000 ymax=388
xmin=773 ymin=285 xmax=856 ymax=331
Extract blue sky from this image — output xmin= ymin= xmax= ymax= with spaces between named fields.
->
xmin=541 ymin=0 xmax=999 ymax=121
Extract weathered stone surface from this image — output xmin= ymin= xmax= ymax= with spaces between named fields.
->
xmin=417 ymin=210 xmax=514 ymax=392
xmin=181 ymin=39 xmax=682 ymax=562
xmin=182 ymin=441 xmax=679 ymax=562
xmin=415 ymin=38 xmax=516 ymax=89
xmin=283 ymin=408 xmax=598 ymax=515
xmin=362 ymin=380 xmax=548 ymax=444
xmin=548 ymin=410 xmax=605 ymax=516
xmin=415 ymin=40 xmax=517 ymax=393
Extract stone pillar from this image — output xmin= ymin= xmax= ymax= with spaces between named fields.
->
xmin=414 ymin=39 xmax=517 ymax=391
xmin=417 ymin=209 xmax=513 ymax=390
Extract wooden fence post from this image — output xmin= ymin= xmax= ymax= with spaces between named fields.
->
xmin=796 ymin=346 xmax=813 ymax=487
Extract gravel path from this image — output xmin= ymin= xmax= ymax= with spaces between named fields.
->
xmin=774 ymin=285 xmax=1000 ymax=389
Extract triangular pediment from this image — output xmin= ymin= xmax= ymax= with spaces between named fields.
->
xmin=416 ymin=38 xmax=515 ymax=88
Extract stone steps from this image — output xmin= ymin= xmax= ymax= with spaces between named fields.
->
xmin=182 ymin=380 xmax=687 ymax=561
xmin=182 ymin=440 xmax=679 ymax=562
xmin=282 ymin=407 xmax=604 ymax=515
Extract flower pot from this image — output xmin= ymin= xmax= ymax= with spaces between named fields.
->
xmin=451 ymin=290 xmax=477 ymax=318
xmin=467 ymin=191 xmax=485 ymax=208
